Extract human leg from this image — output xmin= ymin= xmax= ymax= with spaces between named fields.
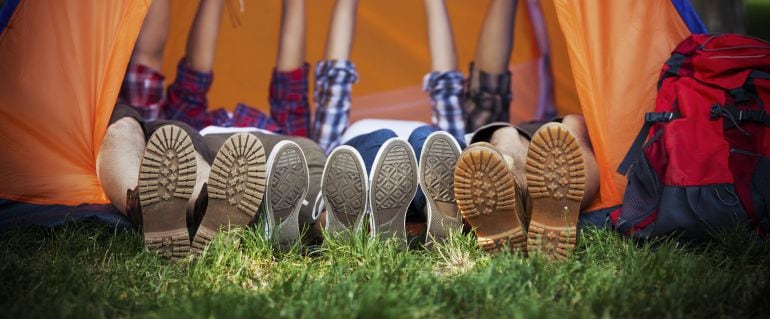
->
xmin=118 ymin=0 xmax=169 ymax=120
xmin=423 ymin=0 xmax=466 ymax=141
xmin=463 ymin=0 xmax=517 ymax=131
xmin=312 ymin=0 xmax=360 ymax=153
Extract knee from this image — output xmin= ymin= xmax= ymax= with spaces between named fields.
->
xmin=367 ymin=129 xmax=398 ymax=144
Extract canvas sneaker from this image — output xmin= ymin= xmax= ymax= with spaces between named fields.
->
xmin=263 ymin=140 xmax=309 ymax=250
xmin=319 ymin=146 xmax=368 ymax=235
xmin=369 ymin=138 xmax=418 ymax=242
xmin=419 ymin=131 xmax=463 ymax=245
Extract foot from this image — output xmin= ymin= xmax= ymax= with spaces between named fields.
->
xmin=320 ymin=146 xmax=368 ymax=235
xmin=419 ymin=131 xmax=463 ymax=245
xmin=454 ymin=142 xmax=527 ymax=253
xmin=525 ymin=123 xmax=585 ymax=260
xmin=264 ymin=141 xmax=309 ymax=250
xmin=138 ymin=125 xmax=198 ymax=261
xmin=192 ymin=133 xmax=266 ymax=254
xmin=369 ymin=138 xmax=418 ymax=242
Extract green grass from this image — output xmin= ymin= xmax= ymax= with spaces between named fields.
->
xmin=1 ymin=222 xmax=768 ymax=318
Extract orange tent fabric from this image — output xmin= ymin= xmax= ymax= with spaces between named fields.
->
xmin=553 ymin=0 xmax=693 ymax=210
xmin=0 ymin=0 xmax=150 ymax=205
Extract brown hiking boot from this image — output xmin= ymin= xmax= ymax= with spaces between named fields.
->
xmin=191 ymin=133 xmax=266 ymax=254
xmin=454 ymin=142 xmax=527 ymax=253
xmin=419 ymin=131 xmax=463 ymax=245
xmin=138 ymin=125 xmax=198 ymax=261
xmin=525 ymin=123 xmax=585 ymax=260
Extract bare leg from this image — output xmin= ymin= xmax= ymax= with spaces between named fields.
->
xmin=489 ymin=116 xmax=599 ymax=209
xmin=131 ymin=0 xmax=170 ymax=71
xmin=276 ymin=0 xmax=306 ymax=71
xmin=424 ymin=0 xmax=457 ymax=72
xmin=96 ymin=118 xmax=146 ymax=214
xmin=474 ymin=0 xmax=517 ymax=74
xmin=185 ymin=0 xmax=226 ymax=72
xmin=324 ymin=0 xmax=359 ymax=61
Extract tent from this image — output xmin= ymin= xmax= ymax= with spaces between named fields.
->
xmin=0 ymin=0 xmax=705 ymax=223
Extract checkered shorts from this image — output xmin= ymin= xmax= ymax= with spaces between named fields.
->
xmin=463 ymin=62 xmax=512 ymax=132
xmin=423 ymin=71 xmax=466 ymax=142
xmin=312 ymin=60 xmax=358 ymax=153
xmin=118 ymin=63 xmax=166 ymax=121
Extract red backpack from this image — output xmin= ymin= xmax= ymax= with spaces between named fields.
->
xmin=613 ymin=34 xmax=770 ymax=240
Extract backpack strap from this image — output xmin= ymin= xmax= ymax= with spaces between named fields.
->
xmin=618 ymin=111 xmax=680 ymax=175
xmin=712 ymin=104 xmax=770 ymax=129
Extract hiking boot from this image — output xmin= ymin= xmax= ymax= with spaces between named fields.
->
xmin=191 ymin=133 xmax=266 ymax=254
xmin=369 ymin=138 xmax=418 ymax=242
xmin=454 ymin=142 xmax=527 ymax=253
xmin=263 ymin=141 xmax=309 ymax=250
xmin=419 ymin=131 xmax=463 ymax=245
xmin=525 ymin=123 xmax=585 ymax=260
xmin=138 ymin=125 xmax=198 ymax=261
xmin=320 ymin=146 xmax=368 ymax=235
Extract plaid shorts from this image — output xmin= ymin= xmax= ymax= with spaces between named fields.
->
xmin=118 ymin=63 xmax=166 ymax=121
xmin=463 ymin=62 xmax=513 ymax=132
xmin=312 ymin=60 xmax=358 ymax=153
xmin=162 ymin=58 xmax=309 ymax=134
xmin=423 ymin=71 xmax=466 ymax=142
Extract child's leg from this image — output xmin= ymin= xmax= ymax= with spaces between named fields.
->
xmin=118 ymin=0 xmax=170 ymax=121
xmin=423 ymin=0 xmax=466 ymax=142
xmin=163 ymin=0 xmax=226 ymax=129
xmin=463 ymin=0 xmax=517 ymax=131
xmin=269 ymin=0 xmax=311 ymax=137
xmin=312 ymin=0 xmax=360 ymax=153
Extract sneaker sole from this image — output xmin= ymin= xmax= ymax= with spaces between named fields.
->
xmin=138 ymin=125 xmax=197 ymax=261
xmin=525 ymin=123 xmax=585 ymax=260
xmin=370 ymin=139 xmax=418 ymax=241
xmin=264 ymin=141 xmax=309 ymax=249
xmin=192 ymin=133 xmax=266 ymax=254
xmin=420 ymin=132 xmax=462 ymax=244
xmin=454 ymin=144 xmax=525 ymax=253
xmin=321 ymin=146 xmax=368 ymax=235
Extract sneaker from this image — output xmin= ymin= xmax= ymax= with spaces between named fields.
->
xmin=369 ymin=138 xmax=418 ymax=242
xmin=454 ymin=142 xmax=527 ymax=253
xmin=191 ymin=133 xmax=266 ymax=254
xmin=320 ymin=146 xmax=368 ymax=235
xmin=525 ymin=123 xmax=585 ymax=260
xmin=138 ymin=125 xmax=198 ymax=261
xmin=263 ymin=141 xmax=309 ymax=249
xmin=419 ymin=131 xmax=463 ymax=244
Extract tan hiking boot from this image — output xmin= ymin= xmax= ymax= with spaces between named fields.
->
xmin=191 ymin=133 xmax=267 ymax=254
xmin=138 ymin=125 xmax=198 ymax=261
xmin=525 ymin=123 xmax=585 ymax=261
xmin=454 ymin=142 xmax=527 ymax=253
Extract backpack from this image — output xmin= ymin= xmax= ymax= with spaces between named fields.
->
xmin=612 ymin=34 xmax=770 ymax=240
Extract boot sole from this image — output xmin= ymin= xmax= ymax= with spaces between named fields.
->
xmin=192 ymin=133 xmax=266 ymax=254
xmin=369 ymin=139 xmax=418 ymax=242
xmin=264 ymin=141 xmax=309 ymax=249
xmin=525 ymin=123 xmax=585 ymax=260
xmin=139 ymin=125 xmax=197 ymax=261
xmin=321 ymin=146 xmax=368 ymax=235
xmin=454 ymin=144 xmax=525 ymax=253
xmin=419 ymin=131 xmax=462 ymax=244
